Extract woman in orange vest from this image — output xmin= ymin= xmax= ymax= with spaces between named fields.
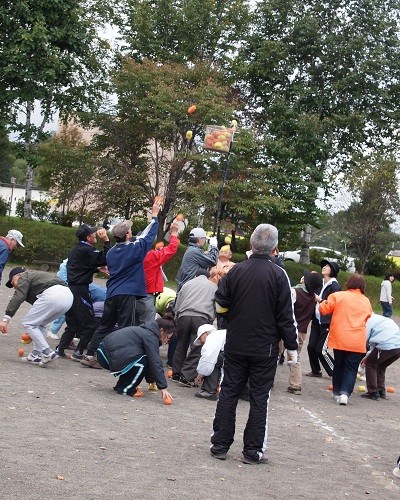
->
xmin=318 ymin=273 xmax=372 ymax=406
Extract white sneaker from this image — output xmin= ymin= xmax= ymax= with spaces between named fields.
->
xmin=40 ymin=351 xmax=59 ymax=366
xmin=21 ymin=353 xmax=42 ymax=365
xmin=332 ymin=394 xmax=340 ymax=402
xmin=46 ymin=332 xmax=59 ymax=340
xmin=338 ymin=394 xmax=348 ymax=405
xmin=359 ymin=375 xmax=366 ymax=381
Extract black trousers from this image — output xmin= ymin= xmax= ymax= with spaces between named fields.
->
xmin=172 ymin=315 xmax=208 ymax=375
xmin=211 ymin=350 xmax=278 ymax=461
xmin=58 ymin=284 xmax=95 ymax=353
xmin=202 ymin=352 xmax=224 ymax=393
xmin=87 ymin=295 xmax=136 ymax=353
xmin=307 ymin=321 xmax=334 ymax=376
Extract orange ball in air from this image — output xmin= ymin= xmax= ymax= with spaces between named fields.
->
xmin=18 ymin=348 xmax=25 ymax=357
xmin=387 ymin=387 xmax=395 ymax=393
xmin=187 ymin=105 xmax=197 ymax=114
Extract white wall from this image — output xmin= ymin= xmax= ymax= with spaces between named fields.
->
xmin=0 ymin=183 xmax=53 ymax=216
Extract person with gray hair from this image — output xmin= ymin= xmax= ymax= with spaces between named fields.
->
xmin=211 ymin=223 xmax=298 ymax=465
xmin=249 ymin=223 xmax=278 ymax=254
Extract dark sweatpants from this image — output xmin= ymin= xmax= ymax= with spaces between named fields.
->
xmin=307 ymin=321 xmax=334 ymax=376
xmin=58 ymin=284 xmax=95 ymax=354
xmin=97 ymin=349 xmax=149 ymax=397
xmin=365 ymin=347 xmax=400 ymax=393
xmin=87 ymin=295 xmax=136 ymax=354
xmin=172 ymin=315 xmax=208 ymax=376
xmin=211 ymin=350 xmax=278 ymax=461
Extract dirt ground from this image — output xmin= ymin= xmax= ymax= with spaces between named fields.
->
xmin=0 ymin=267 xmax=399 ymax=500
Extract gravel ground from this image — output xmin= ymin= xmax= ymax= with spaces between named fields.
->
xmin=0 ymin=267 xmax=399 ymax=500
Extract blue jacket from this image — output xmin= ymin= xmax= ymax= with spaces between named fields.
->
xmin=0 ymin=238 xmax=11 ymax=283
xmin=366 ymin=313 xmax=400 ymax=352
xmin=106 ymin=218 xmax=158 ymax=299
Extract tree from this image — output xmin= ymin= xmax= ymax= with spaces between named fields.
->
xmin=0 ymin=0 xmax=112 ymax=218
xmin=88 ymin=58 xmax=237 ymax=237
xmin=36 ymin=125 xmax=97 ymax=222
xmin=117 ymin=0 xmax=251 ymax=67
xmin=240 ymin=0 xmax=400 ymax=252
xmin=334 ymin=153 xmax=400 ymax=273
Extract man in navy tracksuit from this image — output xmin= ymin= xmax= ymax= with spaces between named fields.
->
xmin=211 ymin=224 xmax=298 ymax=465
xmin=81 ymin=198 xmax=162 ymax=369
xmin=97 ymin=318 xmax=174 ymax=399
xmin=56 ymin=225 xmax=110 ymax=360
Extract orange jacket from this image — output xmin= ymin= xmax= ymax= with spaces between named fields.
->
xmin=319 ymin=289 xmax=372 ymax=353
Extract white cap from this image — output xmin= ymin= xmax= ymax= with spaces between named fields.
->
xmin=193 ymin=324 xmax=216 ymax=346
xmin=190 ymin=227 xmax=206 ymax=239
xmin=7 ymin=230 xmax=24 ymax=247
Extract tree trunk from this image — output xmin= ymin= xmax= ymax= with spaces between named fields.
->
xmin=23 ymin=101 xmax=34 ymax=219
xmin=299 ymin=224 xmax=312 ymax=264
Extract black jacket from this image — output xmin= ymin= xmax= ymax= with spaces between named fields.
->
xmin=313 ymin=279 xmax=341 ymax=326
xmin=67 ymin=241 xmax=110 ymax=285
xmin=215 ymin=254 xmax=298 ymax=356
xmin=99 ymin=321 xmax=168 ymax=390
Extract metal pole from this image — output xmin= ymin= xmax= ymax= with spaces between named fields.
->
xmin=213 ymin=152 xmax=231 ymax=237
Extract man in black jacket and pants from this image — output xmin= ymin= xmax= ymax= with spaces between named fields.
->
xmin=211 ymin=223 xmax=298 ymax=465
xmin=57 ymin=224 xmax=110 ymax=360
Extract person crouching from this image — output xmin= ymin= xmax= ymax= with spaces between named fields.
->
xmin=97 ymin=318 xmax=174 ymax=401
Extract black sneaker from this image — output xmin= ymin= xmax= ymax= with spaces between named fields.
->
xmin=179 ymin=375 xmax=196 ymax=387
xmin=171 ymin=373 xmax=181 ymax=382
xmin=210 ymin=448 xmax=227 ymax=460
xmin=55 ymin=349 xmax=68 ymax=358
xmin=195 ymin=390 xmax=218 ymax=401
xmin=71 ymin=351 xmax=83 ymax=362
xmin=361 ymin=392 xmax=379 ymax=401
xmin=242 ymin=454 xmax=269 ymax=465
xmin=379 ymin=389 xmax=388 ymax=400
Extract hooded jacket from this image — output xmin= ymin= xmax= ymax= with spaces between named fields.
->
xmin=98 ymin=321 xmax=167 ymax=389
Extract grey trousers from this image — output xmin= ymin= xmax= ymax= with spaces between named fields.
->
xmin=22 ymin=285 xmax=73 ymax=353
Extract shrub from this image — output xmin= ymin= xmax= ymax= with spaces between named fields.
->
xmin=0 ymin=196 xmax=10 ymax=216
xmin=0 ymin=216 xmax=107 ymax=266
xmin=363 ymin=253 xmax=400 ymax=278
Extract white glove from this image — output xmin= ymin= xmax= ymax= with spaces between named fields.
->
xmin=287 ymin=350 xmax=298 ymax=366
xmin=208 ymin=236 xmax=218 ymax=249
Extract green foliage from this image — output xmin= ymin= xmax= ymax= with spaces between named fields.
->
xmin=335 ymin=152 xmax=400 ymax=273
xmin=1 ymin=0 xmax=112 ymax=217
xmin=117 ymin=0 xmax=251 ymax=69
xmin=88 ymin=58 xmax=237 ymax=237
xmin=0 ymin=215 xmax=110 ymax=265
xmin=36 ymin=125 xmax=97 ymax=219
xmin=0 ymin=197 xmax=10 ymax=216
xmin=363 ymin=254 xmax=400 ymax=278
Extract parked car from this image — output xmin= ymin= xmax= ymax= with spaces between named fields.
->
xmin=280 ymin=246 xmax=356 ymax=272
